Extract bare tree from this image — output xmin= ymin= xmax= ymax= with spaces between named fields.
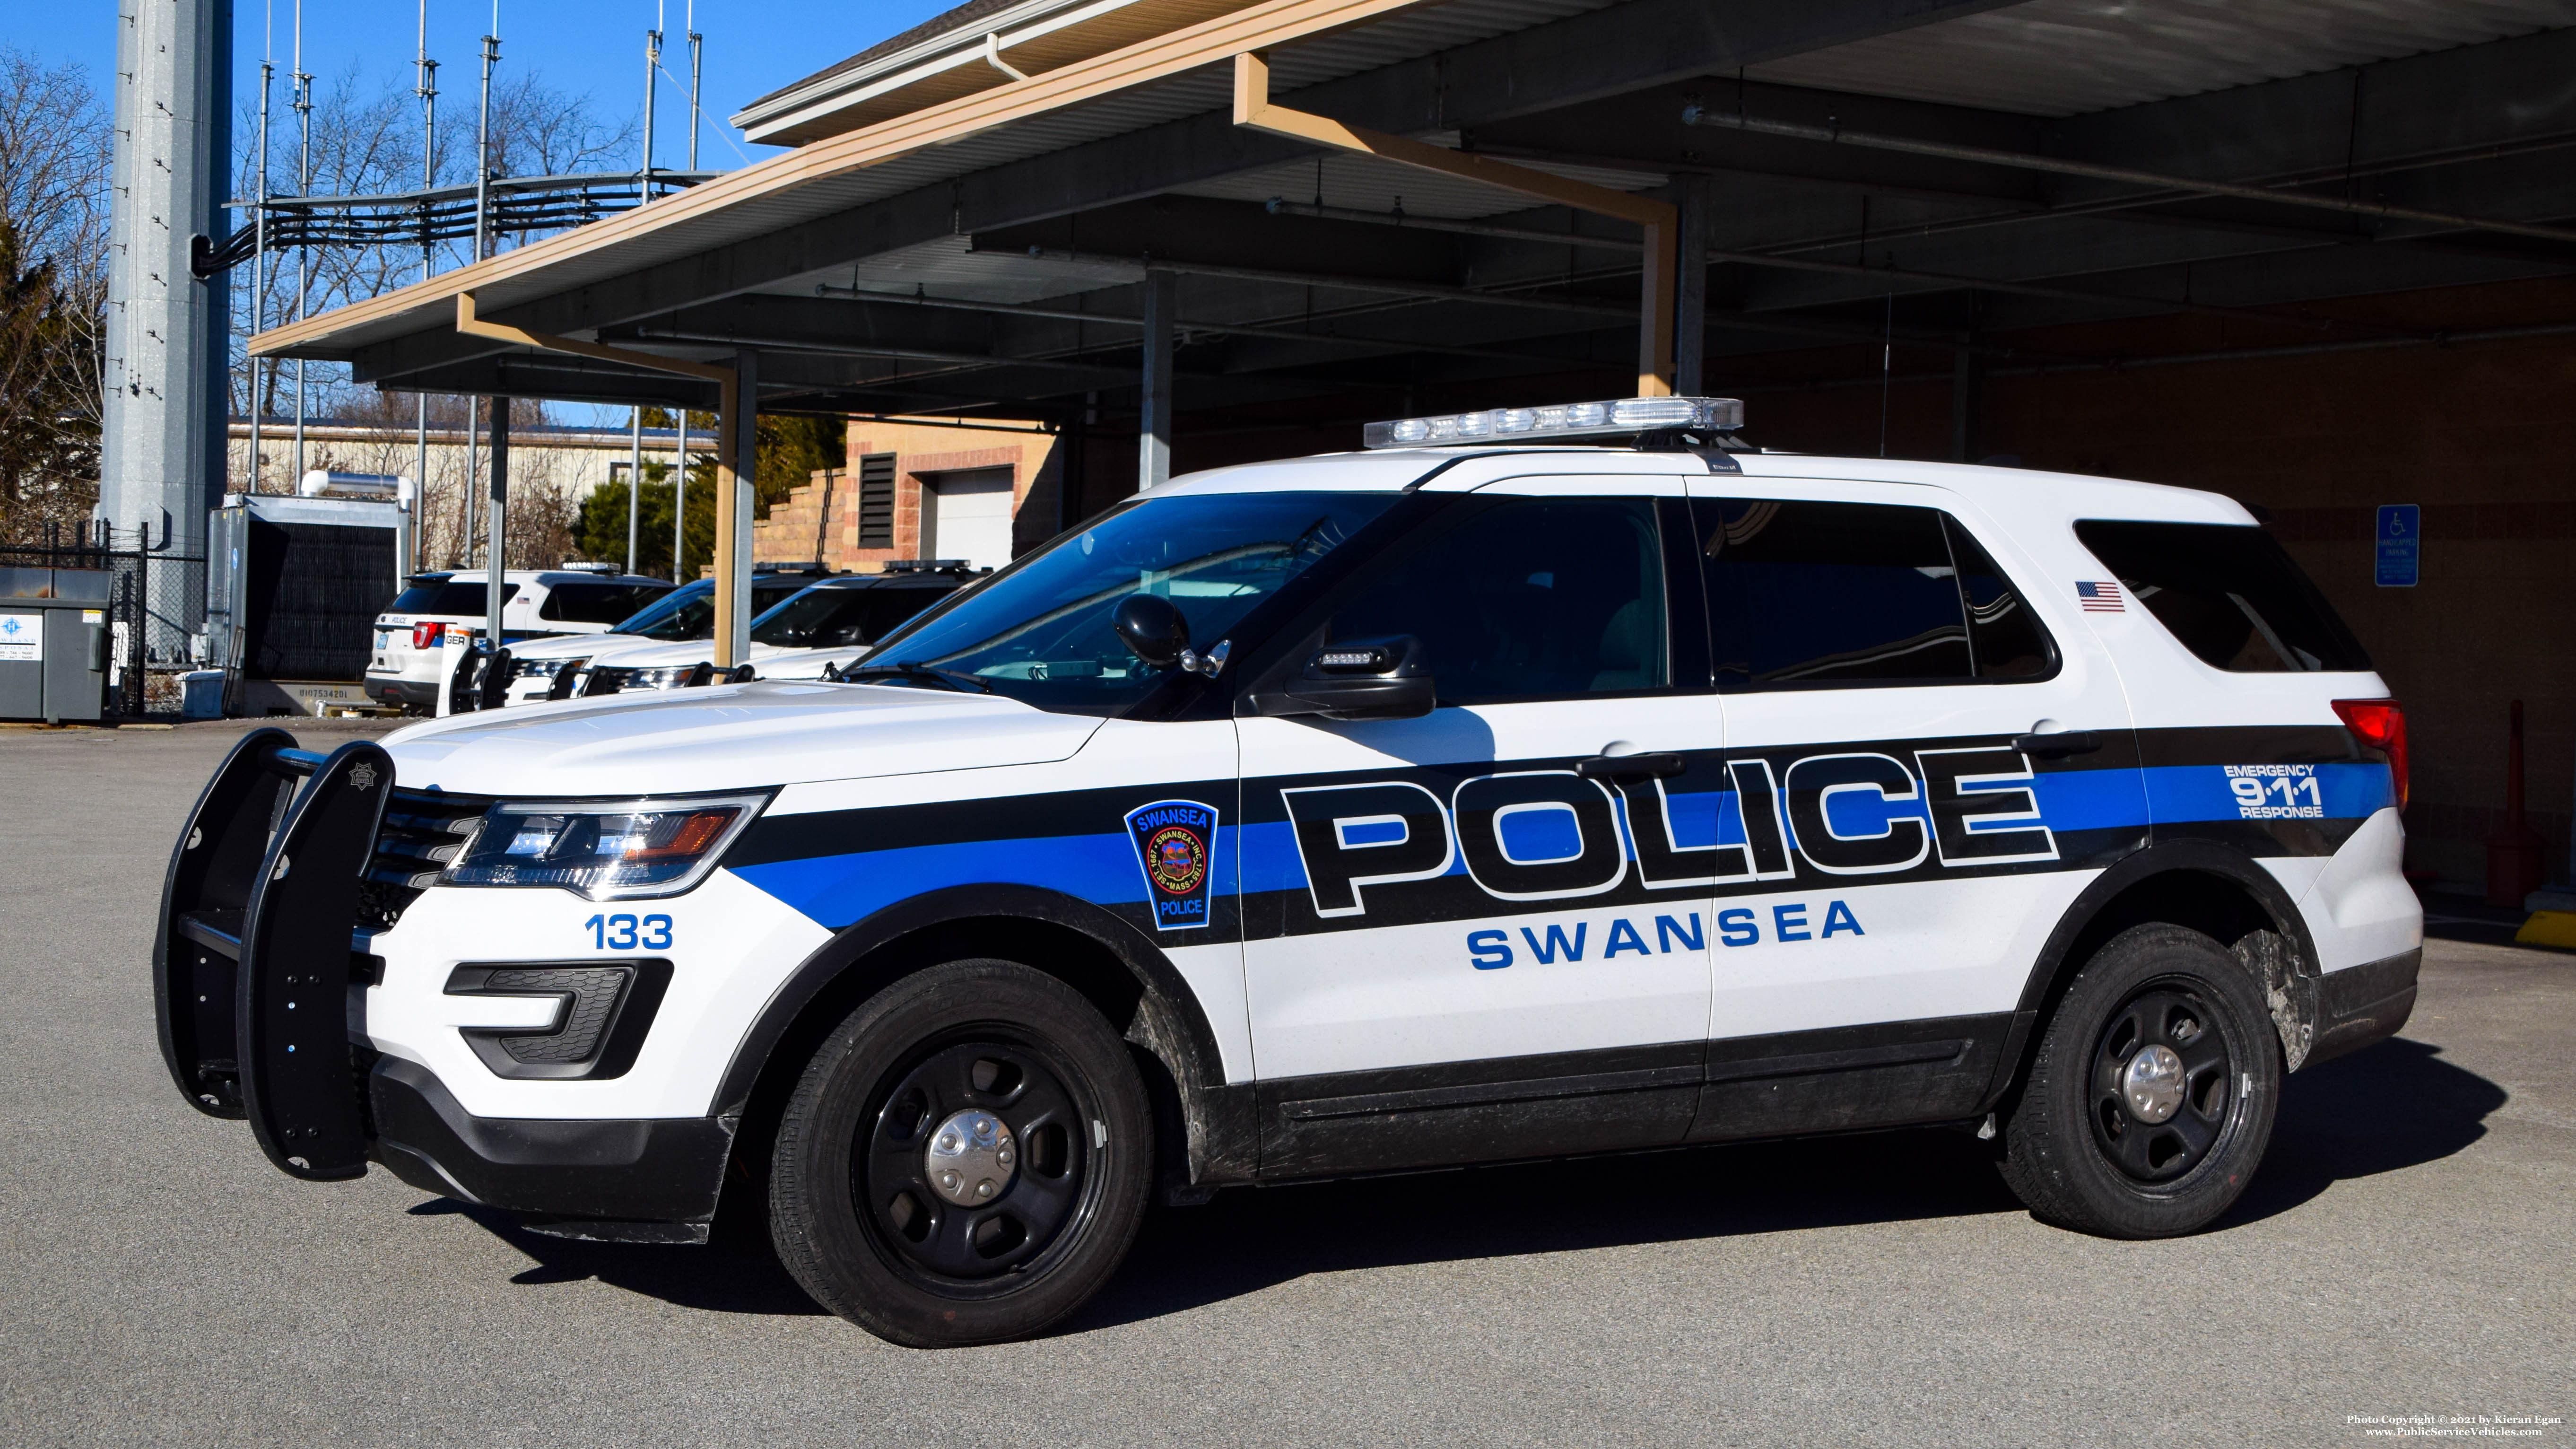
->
xmin=231 ymin=63 xmax=638 ymax=433
xmin=0 ymin=47 xmax=110 ymax=544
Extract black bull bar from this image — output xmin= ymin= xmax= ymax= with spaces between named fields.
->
xmin=153 ymin=729 xmax=396 ymax=1180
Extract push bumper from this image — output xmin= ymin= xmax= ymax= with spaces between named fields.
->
xmin=369 ymin=1055 xmax=734 ymax=1238
xmin=154 ymin=728 xmax=734 ymax=1240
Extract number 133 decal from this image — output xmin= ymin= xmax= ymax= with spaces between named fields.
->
xmin=584 ymin=913 xmax=674 ymax=950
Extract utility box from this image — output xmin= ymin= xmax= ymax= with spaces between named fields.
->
xmin=208 ymin=492 xmax=411 ymax=716
xmin=0 ymin=567 xmax=112 ymax=723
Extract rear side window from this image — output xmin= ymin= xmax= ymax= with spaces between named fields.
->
xmin=392 ymin=581 xmax=518 ymax=616
xmin=1693 ymin=498 xmax=2053 ymax=688
xmin=539 ymin=582 xmax=670 ymax=624
xmin=2075 ymin=521 xmax=2369 ymax=672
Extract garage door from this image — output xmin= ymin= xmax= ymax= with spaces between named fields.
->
xmin=922 ymin=467 xmax=1015 ymax=571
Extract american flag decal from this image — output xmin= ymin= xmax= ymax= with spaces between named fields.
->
xmin=2076 ymin=580 xmax=2124 ymax=612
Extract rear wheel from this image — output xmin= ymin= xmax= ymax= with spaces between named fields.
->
xmin=769 ymin=959 xmax=1153 ymax=1346
xmin=1998 ymin=923 xmax=2280 ymax=1238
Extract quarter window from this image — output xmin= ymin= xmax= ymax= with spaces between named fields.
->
xmin=1693 ymin=498 xmax=2053 ymax=689
xmin=2075 ymin=520 xmax=2368 ymax=672
xmin=539 ymin=582 xmax=670 ymax=625
xmin=1330 ymin=497 xmax=1669 ymax=702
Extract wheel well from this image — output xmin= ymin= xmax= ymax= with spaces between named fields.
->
xmin=1996 ymin=865 xmax=2306 ymax=1115
xmin=712 ymin=914 xmax=1191 ymax=1245
xmin=2054 ymin=871 xmax=2281 ymax=997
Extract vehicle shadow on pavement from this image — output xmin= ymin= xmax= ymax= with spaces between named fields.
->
xmin=2215 ymin=1037 xmax=2505 ymax=1228
xmin=412 ymin=1200 xmax=828 ymax=1316
xmin=1074 ymin=1127 xmax=2024 ymax=1333
xmin=1071 ymin=1035 xmax=2506 ymax=1332
xmin=418 ymin=1036 xmax=2501 ymax=1328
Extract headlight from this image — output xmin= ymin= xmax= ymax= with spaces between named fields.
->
xmin=441 ymin=794 xmax=768 ymax=899
xmin=627 ymin=664 xmax=700 ymax=690
xmin=510 ymin=657 xmax=576 ymax=681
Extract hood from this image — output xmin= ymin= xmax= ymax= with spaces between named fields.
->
xmin=510 ymin=631 xmax=644 ymax=660
xmin=583 ymin=636 xmax=798 ymax=668
xmin=757 ymin=644 xmax=867 ymax=680
xmin=383 ymin=679 xmax=1102 ymax=797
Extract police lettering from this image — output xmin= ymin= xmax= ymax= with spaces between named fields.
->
xmin=1286 ymin=742 xmax=2058 ymax=920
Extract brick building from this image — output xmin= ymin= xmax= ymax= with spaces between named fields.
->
xmin=751 ymin=418 xmax=1062 ymax=574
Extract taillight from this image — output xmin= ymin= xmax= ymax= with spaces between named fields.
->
xmin=411 ymin=621 xmax=444 ymax=651
xmin=2332 ymin=698 xmax=2407 ymax=812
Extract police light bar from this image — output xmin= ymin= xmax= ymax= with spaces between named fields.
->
xmin=1361 ymin=395 xmax=1744 ymax=449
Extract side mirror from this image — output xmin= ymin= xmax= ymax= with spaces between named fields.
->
xmin=1114 ymin=593 xmax=1190 ymax=669
xmin=1257 ymin=635 xmax=1436 ymax=721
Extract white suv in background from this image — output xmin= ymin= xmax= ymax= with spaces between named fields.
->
xmin=496 ymin=571 xmax=844 ymax=706
xmin=364 ymin=568 xmax=671 ymax=712
xmin=543 ymin=567 xmax=982 ymax=700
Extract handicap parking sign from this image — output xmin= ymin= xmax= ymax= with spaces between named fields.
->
xmin=2375 ymin=504 xmax=2419 ymax=588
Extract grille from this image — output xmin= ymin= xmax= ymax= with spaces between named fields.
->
xmin=357 ymin=789 xmax=491 ymax=930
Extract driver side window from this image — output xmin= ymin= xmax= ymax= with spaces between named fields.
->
xmin=1329 ymin=497 xmax=1669 ymax=703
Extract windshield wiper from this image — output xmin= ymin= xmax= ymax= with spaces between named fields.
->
xmin=835 ymin=660 xmax=993 ymax=693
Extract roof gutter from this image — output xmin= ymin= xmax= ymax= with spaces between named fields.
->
xmin=732 ymin=0 xmax=1126 ymax=142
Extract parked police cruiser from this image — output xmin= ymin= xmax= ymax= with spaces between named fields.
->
xmin=154 ymin=396 xmax=2420 ymax=1348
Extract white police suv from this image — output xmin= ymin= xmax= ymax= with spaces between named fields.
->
xmin=155 ymin=397 xmax=2420 ymax=1349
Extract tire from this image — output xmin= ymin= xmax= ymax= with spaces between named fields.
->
xmin=1997 ymin=923 xmax=2280 ymax=1238
xmin=769 ymin=959 xmax=1154 ymax=1347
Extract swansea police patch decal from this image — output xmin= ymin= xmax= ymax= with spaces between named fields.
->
xmin=1125 ymin=799 xmax=1217 ymax=931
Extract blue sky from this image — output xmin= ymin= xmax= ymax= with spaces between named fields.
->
xmin=22 ymin=1 xmax=954 ymax=166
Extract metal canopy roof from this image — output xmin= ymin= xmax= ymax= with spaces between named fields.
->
xmin=257 ymin=0 xmax=2576 ymax=431
xmin=1749 ymin=0 xmax=2576 ymax=116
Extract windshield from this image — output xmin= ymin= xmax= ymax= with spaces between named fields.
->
xmin=614 ymin=579 xmax=809 ymax=640
xmin=860 ymin=491 xmax=1398 ymax=714
xmin=618 ymin=581 xmax=712 ymax=639
xmin=753 ymin=584 xmax=954 ymax=649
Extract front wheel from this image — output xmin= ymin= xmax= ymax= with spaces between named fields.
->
xmin=1997 ymin=923 xmax=2281 ymax=1238
xmin=769 ymin=959 xmax=1154 ymax=1346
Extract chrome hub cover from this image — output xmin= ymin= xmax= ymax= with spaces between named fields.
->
xmin=925 ymin=1109 xmax=1017 ymax=1206
xmin=2121 ymin=1044 xmax=2187 ymax=1124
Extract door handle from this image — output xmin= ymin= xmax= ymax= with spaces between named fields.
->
xmin=1576 ymin=751 xmax=1686 ymax=781
xmin=2010 ymin=730 xmax=2101 ymax=758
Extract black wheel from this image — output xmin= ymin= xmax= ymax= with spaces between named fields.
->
xmin=769 ymin=959 xmax=1153 ymax=1347
xmin=1997 ymin=923 xmax=2280 ymax=1238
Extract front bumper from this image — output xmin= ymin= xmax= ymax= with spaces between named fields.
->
xmin=369 ymin=1055 xmax=733 ymax=1233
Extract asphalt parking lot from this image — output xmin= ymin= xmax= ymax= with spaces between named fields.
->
xmin=3 ymin=720 xmax=2567 ymax=1448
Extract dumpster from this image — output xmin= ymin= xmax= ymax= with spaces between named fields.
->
xmin=0 ymin=567 xmax=111 ymax=723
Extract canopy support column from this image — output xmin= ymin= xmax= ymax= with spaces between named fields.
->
xmin=717 ymin=349 xmax=759 ymax=665
xmin=485 ymin=401 xmax=510 ymax=646
xmin=1138 ymin=269 xmax=1176 ymax=492
xmin=1672 ymin=174 xmax=1710 ymax=396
